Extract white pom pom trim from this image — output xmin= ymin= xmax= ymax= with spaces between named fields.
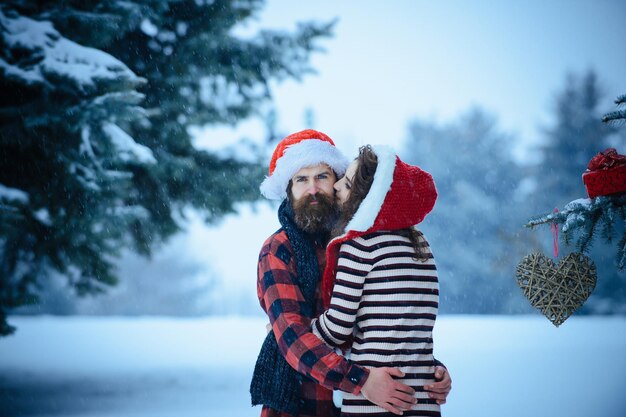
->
xmin=344 ymin=145 xmax=396 ymax=232
xmin=260 ymin=139 xmax=349 ymax=200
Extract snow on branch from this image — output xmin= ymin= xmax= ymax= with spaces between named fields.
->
xmin=0 ymin=183 xmax=29 ymax=204
xmin=0 ymin=9 xmax=145 ymax=96
xmin=102 ymin=122 xmax=157 ymax=165
xmin=526 ymin=194 xmax=626 ymax=270
xmin=0 ymin=183 xmax=29 ymax=221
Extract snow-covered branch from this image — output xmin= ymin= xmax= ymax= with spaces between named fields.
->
xmin=526 ymin=194 xmax=626 ymax=270
xmin=0 ymin=9 xmax=145 ymax=96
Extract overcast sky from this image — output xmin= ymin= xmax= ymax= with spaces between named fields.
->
xmin=176 ymin=1 xmax=626 ymax=313
xmin=197 ymin=0 xmax=626 ymax=160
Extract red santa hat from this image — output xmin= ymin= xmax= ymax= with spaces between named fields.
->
xmin=321 ymin=145 xmax=438 ymax=307
xmin=260 ymin=129 xmax=349 ymax=200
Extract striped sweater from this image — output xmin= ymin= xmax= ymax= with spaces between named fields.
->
xmin=312 ymin=231 xmax=440 ymax=417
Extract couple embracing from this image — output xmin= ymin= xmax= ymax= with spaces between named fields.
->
xmin=250 ymin=129 xmax=452 ymax=417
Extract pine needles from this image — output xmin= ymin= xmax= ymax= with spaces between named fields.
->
xmin=602 ymin=94 xmax=626 ymax=125
xmin=526 ymin=194 xmax=626 ymax=270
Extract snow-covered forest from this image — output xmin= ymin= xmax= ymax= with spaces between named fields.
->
xmin=1 ymin=0 xmax=626 ymax=415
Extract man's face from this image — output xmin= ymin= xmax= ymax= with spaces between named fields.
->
xmin=289 ymin=163 xmax=338 ymax=234
xmin=289 ymin=163 xmax=336 ymax=202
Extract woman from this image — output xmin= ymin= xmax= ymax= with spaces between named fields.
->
xmin=312 ymin=145 xmax=442 ymax=417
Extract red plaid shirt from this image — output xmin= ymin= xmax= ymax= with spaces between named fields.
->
xmin=257 ymin=230 xmax=369 ymax=417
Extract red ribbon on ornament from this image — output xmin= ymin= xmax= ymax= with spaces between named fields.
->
xmin=551 ymin=207 xmax=559 ymax=258
xmin=587 ymin=148 xmax=626 ymax=171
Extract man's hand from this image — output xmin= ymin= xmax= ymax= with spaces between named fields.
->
xmin=424 ymin=366 xmax=452 ymax=405
xmin=360 ymin=367 xmax=416 ymax=415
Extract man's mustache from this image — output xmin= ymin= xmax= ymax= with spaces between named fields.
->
xmin=301 ymin=193 xmax=333 ymax=204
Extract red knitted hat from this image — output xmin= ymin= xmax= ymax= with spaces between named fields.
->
xmin=260 ymin=129 xmax=349 ymax=200
xmin=321 ymin=145 xmax=438 ymax=306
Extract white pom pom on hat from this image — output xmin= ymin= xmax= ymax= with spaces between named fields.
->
xmin=260 ymin=129 xmax=349 ymax=200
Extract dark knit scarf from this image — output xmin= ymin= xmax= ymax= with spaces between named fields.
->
xmin=250 ymin=200 xmax=321 ymax=415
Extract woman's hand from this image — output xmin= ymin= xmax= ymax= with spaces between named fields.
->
xmin=424 ymin=366 xmax=452 ymax=405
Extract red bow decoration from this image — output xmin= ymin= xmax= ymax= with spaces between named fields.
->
xmin=587 ymin=148 xmax=626 ymax=171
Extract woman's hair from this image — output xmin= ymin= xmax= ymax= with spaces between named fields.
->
xmin=333 ymin=145 xmax=429 ymax=261
xmin=333 ymin=145 xmax=378 ymax=235
xmin=397 ymin=227 xmax=430 ymax=262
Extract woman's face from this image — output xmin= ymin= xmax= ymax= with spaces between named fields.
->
xmin=334 ymin=160 xmax=358 ymax=207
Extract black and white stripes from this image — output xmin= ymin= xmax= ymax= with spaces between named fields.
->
xmin=313 ymin=231 xmax=440 ymax=417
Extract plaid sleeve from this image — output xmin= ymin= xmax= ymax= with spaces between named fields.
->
xmin=257 ymin=233 xmax=369 ymax=395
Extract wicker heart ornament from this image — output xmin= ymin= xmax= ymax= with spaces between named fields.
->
xmin=515 ymin=252 xmax=597 ymax=326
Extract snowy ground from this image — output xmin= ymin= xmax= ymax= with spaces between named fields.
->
xmin=0 ymin=315 xmax=625 ymax=417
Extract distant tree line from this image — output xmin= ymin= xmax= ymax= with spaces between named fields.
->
xmin=403 ymin=70 xmax=625 ymax=315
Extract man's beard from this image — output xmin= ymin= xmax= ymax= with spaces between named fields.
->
xmin=292 ymin=193 xmax=339 ymax=235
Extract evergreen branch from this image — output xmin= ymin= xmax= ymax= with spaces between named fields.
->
xmin=577 ymin=208 xmax=600 ymax=253
xmin=602 ymin=93 xmax=626 ymax=124
xmin=602 ymin=110 xmax=626 ymax=124
xmin=600 ymin=201 xmax=617 ymax=242
xmin=526 ymin=194 xmax=626 ymax=270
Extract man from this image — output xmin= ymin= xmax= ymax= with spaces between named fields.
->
xmin=250 ymin=130 xmax=451 ymax=417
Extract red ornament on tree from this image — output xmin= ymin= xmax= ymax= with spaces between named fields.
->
xmin=582 ymin=148 xmax=626 ymax=198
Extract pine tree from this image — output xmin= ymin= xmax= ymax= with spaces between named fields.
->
xmin=526 ymin=73 xmax=626 ymax=314
xmin=0 ymin=1 xmax=334 ymax=335
xmin=532 ymin=71 xmax=617 ymax=207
